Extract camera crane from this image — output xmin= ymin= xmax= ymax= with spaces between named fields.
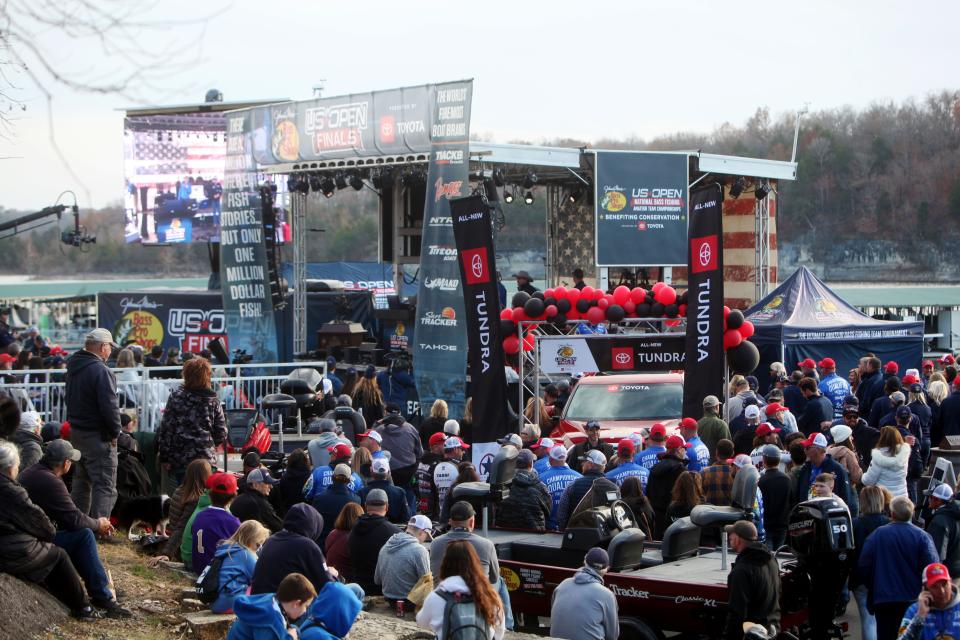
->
xmin=0 ymin=202 xmax=97 ymax=248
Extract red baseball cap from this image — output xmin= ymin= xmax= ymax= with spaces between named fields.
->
xmin=923 ymin=563 xmax=951 ymax=587
xmin=327 ymin=443 xmax=353 ymax=460
xmin=801 ymin=433 xmax=829 ymax=449
xmin=679 ymin=417 xmax=698 ymax=430
xmin=818 ymin=358 xmax=836 ymax=369
xmin=649 ymin=423 xmax=667 ymax=441
xmin=428 ymin=432 xmax=447 ymax=447
xmin=206 ymin=472 xmax=238 ymax=495
xmin=755 ymin=422 xmax=781 ymax=437
xmin=923 ymin=360 xmax=935 ymax=369
xmin=665 ymin=434 xmax=692 ymax=450
xmin=797 ymin=358 xmax=817 ymax=369
xmin=901 ymin=374 xmax=919 ymax=386
xmin=0 ymin=353 xmax=15 ymax=364
xmin=885 ymin=361 xmax=899 ymax=374
xmin=941 ymin=354 xmax=956 ymax=365
xmin=617 ymin=438 xmax=635 ymax=455
xmin=764 ymin=402 xmax=785 ymax=416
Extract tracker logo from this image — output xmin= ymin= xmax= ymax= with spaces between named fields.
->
xmin=420 ymin=308 xmax=457 ymax=327
xmin=434 ymin=178 xmax=463 ymax=201
xmin=611 ymin=347 xmax=634 ymax=370
xmin=461 ymin=247 xmax=490 ymax=285
xmin=609 ymin=585 xmax=650 ymax=599
xmin=427 ymin=245 xmax=458 ymax=261
xmin=690 ymin=235 xmax=718 ymax=273
xmin=434 ymin=149 xmax=464 ymax=164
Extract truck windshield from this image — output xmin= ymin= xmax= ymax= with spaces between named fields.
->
xmin=563 ymin=382 xmax=683 ymax=421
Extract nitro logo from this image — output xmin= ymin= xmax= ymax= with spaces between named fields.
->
xmin=424 ymin=277 xmax=459 ymax=291
xmin=428 ymin=216 xmax=452 ymax=227
xmin=434 ymin=149 xmax=464 ymax=164
xmin=690 ymin=235 xmax=718 ymax=273
xmin=461 ymin=247 xmax=490 ymax=285
xmin=427 ymin=245 xmax=458 ymax=261
xmin=434 ymin=178 xmax=463 ymax=201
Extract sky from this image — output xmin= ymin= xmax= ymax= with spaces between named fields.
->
xmin=1 ymin=0 xmax=958 ymax=210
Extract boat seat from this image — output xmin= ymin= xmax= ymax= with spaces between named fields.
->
xmin=690 ymin=504 xmax=746 ymax=528
xmin=660 ymin=516 xmax=700 ymax=563
xmin=451 ymin=482 xmax=492 ymax=499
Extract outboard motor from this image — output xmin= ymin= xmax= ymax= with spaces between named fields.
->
xmin=788 ymin=497 xmax=853 ymax=639
xmin=280 ymin=368 xmax=323 ymax=421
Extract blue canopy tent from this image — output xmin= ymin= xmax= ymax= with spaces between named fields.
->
xmin=745 ymin=266 xmax=924 ymax=392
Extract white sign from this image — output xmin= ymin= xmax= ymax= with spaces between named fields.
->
xmin=538 ymin=336 xmax=599 ymax=374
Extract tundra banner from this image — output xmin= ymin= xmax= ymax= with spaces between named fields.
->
xmin=683 ymin=183 xmax=725 ymax=419
xmin=538 ymin=334 xmax=686 ymax=374
xmin=413 ymin=80 xmax=474 ymax=420
xmin=594 ymin=151 xmax=688 ymax=267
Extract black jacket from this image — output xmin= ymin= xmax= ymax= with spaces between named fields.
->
xmin=230 ymin=489 xmax=283 ymax=533
xmin=797 ymin=395 xmax=834 ymax=436
xmin=0 ymin=471 xmax=63 ymax=582
xmin=64 ymin=349 xmax=121 ymax=439
xmin=358 ymin=479 xmax=410 ymax=524
xmin=496 ymin=469 xmax=550 ymax=531
xmin=940 ymin=391 xmax=960 ymax=438
xmin=927 ymin=501 xmax=960 ymax=577
xmin=558 ymin=469 xmax=605 ymax=530
xmin=19 ymin=460 xmax=98 ymax=533
xmin=418 ymin=416 xmax=446 ymax=448
xmin=732 ymin=425 xmax=757 ymax=456
xmin=348 ymin=514 xmax=401 ymax=595
xmin=273 ymin=465 xmax=311 ymax=517
xmin=724 ymin=542 xmax=781 ymax=637
xmin=757 ymin=469 xmax=793 ymax=535
xmin=569 ymin=440 xmax=616 ymax=474
xmin=850 ymin=418 xmax=880 ymax=470
xmin=311 ymin=482 xmax=360 ymax=547
xmin=783 ymin=384 xmax=807 ymax=416
xmin=250 ymin=504 xmax=333 ymax=594
xmin=646 ymin=455 xmax=688 ymax=539
xmin=416 ymin=452 xmax=443 ymax=518
xmin=856 ymin=371 xmax=886 ymax=421
xmin=793 ymin=455 xmax=850 ymax=506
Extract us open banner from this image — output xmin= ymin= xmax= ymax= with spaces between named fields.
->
xmin=594 ymin=151 xmax=688 ymax=267
xmin=413 ymin=80 xmax=474 ymax=421
xmin=450 ymin=195 xmax=510 ymax=454
xmin=219 ymin=110 xmax=279 ymax=363
xmin=683 ymin=183 xmax=725 ymax=419
xmin=538 ymin=334 xmax=686 ymax=374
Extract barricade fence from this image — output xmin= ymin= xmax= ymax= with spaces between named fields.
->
xmin=1 ymin=361 xmax=328 ymax=432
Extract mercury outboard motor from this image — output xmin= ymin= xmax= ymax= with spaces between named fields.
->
xmin=788 ymin=498 xmax=853 ymax=640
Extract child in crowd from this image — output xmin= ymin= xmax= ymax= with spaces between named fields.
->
xmin=227 ymin=572 xmax=316 ymax=640
xmin=211 ymin=520 xmax=270 ymax=614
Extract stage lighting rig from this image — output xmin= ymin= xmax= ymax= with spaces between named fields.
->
xmin=335 ymin=172 xmax=348 ymax=190
xmin=754 ymin=180 xmax=770 ymax=201
xmin=568 ymin=187 xmax=583 ymax=204
xmin=308 ymin=173 xmax=323 ymax=193
xmin=503 ymin=188 xmax=515 ymax=204
xmin=321 ymin=176 xmax=336 ymax=198
xmin=523 ymin=191 xmax=535 ymax=205
xmin=287 ymin=174 xmax=300 ymax=193
xmin=522 ymin=171 xmax=538 ymax=190
xmin=730 ymin=177 xmax=746 ymax=199
xmin=349 ymin=172 xmax=364 ymax=191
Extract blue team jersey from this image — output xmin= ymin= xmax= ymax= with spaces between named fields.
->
xmin=637 ymin=446 xmax=666 ymax=471
xmin=534 ymin=456 xmax=551 ymax=476
xmin=685 ymin=437 xmax=711 ymax=472
xmin=605 ymin=461 xmax=649 ymax=491
xmin=302 ymin=467 xmax=364 ymax=499
xmin=819 ymin=373 xmax=852 ymax=419
xmin=540 ymin=465 xmax=582 ymax=530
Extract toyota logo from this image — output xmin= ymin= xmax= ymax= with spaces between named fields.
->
xmin=698 ymin=242 xmax=712 ymax=267
xmin=471 ymin=253 xmax=484 ymax=279
xmin=615 ymin=352 xmax=631 ymax=364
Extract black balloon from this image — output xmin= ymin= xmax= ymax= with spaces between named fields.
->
xmin=532 ymin=291 xmax=545 ymax=300
xmin=499 ymin=319 xmax=517 ymax=336
xmin=557 ymin=299 xmax=572 ymax=313
xmin=636 ymin=303 xmax=651 ymax=317
xmin=511 ymin=291 xmax=531 ymax=308
xmin=544 ymin=297 xmax=557 ymax=308
xmin=664 ymin=303 xmax=679 ymax=318
xmin=651 ymin=302 xmax=665 ymax=317
xmin=552 ymin=314 xmax=567 ymax=327
xmin=728 ymin=340 xmax=760 ymax=375
xmin=679 ymin=290 xmax=688 ymax=305
xmin=576 ymin=299 xmax=591 ymax=313
xmin=726 ymin=309 xmax=744 ymax=330
xmin=606 ymin=304 xmax=625 ymax=323
xmin=646 ymin=292 xmax=656 ymax=304
xmin=524 ymin=297 xmax=545 ymax=318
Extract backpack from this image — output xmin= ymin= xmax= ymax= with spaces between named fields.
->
xmin=195 ymin=554 xmax=225 ymax=604
xmin=438 ymin=590 xmax=490 ymax=640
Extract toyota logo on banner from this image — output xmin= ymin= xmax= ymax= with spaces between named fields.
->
xmin=461 ymin=247 xmax=490 ymax=284
xmin=699 ymin=242 xmax=712 ymax=267
xmin=471 ymin=253 xmax=484 ymax=280
xmin=690 ymin=235 xmax=718 ymax=274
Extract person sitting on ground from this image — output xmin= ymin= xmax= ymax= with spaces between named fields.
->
xmin=375 ymin=514 xmax=433 ymax=608
xmin=349 ymin=488 xmax=402 ymax=595
xmin=358 ymin=457 xmax=411 ymax=524
xmin=251 ymin=503 xmax=336 ymax=596
xmin=619 ymin=476 xmax=655 ymax=540
xmin=303 ymin=443 xmax=363 ymax=500
xmin=297 ymin=579 xmax=364 ymax=640
xmin=0 ymin=440 xmax=101 ymax=620
xmin=311 ymin=464 xmax=361 ymax=547
xmin=210 ymin=520 xmax=270 ymax=614
xmin=17 ymin=439 xmax=133 ymax=618
xmin=896 ymin=563 xmax=960 ymax=640
xmin=117 ymin=412 xmax=139 ymax=453
xmin=191 ymin=472 xmax=242 ymax=574
xmin=237 ymin=450 xmax=261 ymax=495
xmin=496 ymin=449 xmax=551 ymax=531
xmin=228 ymin=572 xmax=316 ymax=640
xmin=550 ymin=547 xmax=618 ymax=640
xmin=273 ymin=449 xmax=311 ymax=517
xmin=431 ymin=501 xmax=501 ymax=585
xmin=230 ymin=467 xmax=283 ymax=533
xmin=325 ymin=502 xmax=363 ymax=583
xmin=156 ymin=459 xmax=211 ymax=561
xmin=417 ymin=541 xmax=506 ymax=640
xmin=701 ymin=439 xmax=736 ymax=507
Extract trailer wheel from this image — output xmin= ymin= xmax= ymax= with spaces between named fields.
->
xmin=618 ymin=617 xmax=663 ymax=640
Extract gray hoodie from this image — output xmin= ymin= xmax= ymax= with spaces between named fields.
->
xmin=549 ymin=566 xmax=619 ymax=640
xmin=374 ymin=531 xmax=430 ymax=600
xmin=376 ymin=416 xmax=423 ymax=469
xmin=307 ymin=432 xmax=351 ymax=468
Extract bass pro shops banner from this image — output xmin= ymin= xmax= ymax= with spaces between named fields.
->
xmin=219 ymin=110 xmax=279 ymax=363
xmin=450 ymin=195 xmax=510 ymax=470
xmin=413 ymin=80 xmax=474 ymax=422
xmin=683 ymin=183 xmax=725 ymax=419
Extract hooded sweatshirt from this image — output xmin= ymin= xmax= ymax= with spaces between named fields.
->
xmin=297 ymin=581 xmax=363 ymax=640
xmin=250 ymin=503 xmax=332 ymax=595
xmin=496 ymin=469 xmax=551 ymax=531
xmin=724 ymin=542 xmax=781 ymax=637
xmin=928 ymin=501 xmax=960 ymax=577
xmin=211 ymin=542 xmax=258 ymax=614
xmin=306 ymin=432 xmax=351 ymax=469
xmin=417 ymin=576 xmax=506 ymax=640
xmin=897 ymin=586 xmax=960 ymax=640
xmin=181 ymin=492 xmax=212 ymax=569
xmin=226 ymin=593 xmax=291 ymax=640
xmin=348 ymin=513 xmax=401 ymax=594
xmin=64 ymin=349 xmax=122 ymax=439
xmin=12 ymin=422 xmax=43 ymax=473
xmin=376 ymin=415 xmax=423 ymax=469
xmin=861 ymin=444 xmax=911 ymax=498
xmin=549 ymin=566 xmax=619 ymax=640
xmin=374 ymin=531 xmax=430 ymax=600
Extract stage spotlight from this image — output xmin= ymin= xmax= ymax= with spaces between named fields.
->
xmin=483 ymin=177 xmax=499 ymax=202
xmin=287 ymin=174 xmax=300 ymax=193
xmin=321 ymin=176 xmax=336 ymax=198
xmin=523 ymin=191 xmax=535 ymax=205
xmin=755 ymin=180 xmax=770 ymax=201
xmin=349 ymin=172 xmax=364 ymax=191
xmin=730 ymin=177 xmax=746 ymax=199
xmin=522 ymin=171 xmax=538 ymax=190
xmin=335 ymin=172 xmax=348 ymax=190
xmin=493 ymin=168 xmax=505 ymax=187
xmin=308 ymin=173 xmax=322 ymax=193
xmin=296 ymin=176 xmax=310 ymax=195
xmin=503 ymin=188 xmax=515 ymax=204
xmin=568 ymin=187 xmax=583 ymax=204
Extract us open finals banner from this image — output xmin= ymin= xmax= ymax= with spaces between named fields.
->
xmin=219 ymin=110 xmax=279 ymax=363
xmin=683 ymin=183 xmax=725 ymax=419
xmin=413 ymin=80 xmax=474 ymax=422
xmin=450 ymin=195 xmax=509 ymax=471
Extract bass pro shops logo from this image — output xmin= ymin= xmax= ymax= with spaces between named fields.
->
xmin=554 ymin=344 xmax=577 ymax=368
xmin=461 ymin=247 xmax=490 ymax=285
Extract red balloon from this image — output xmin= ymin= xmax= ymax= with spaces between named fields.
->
xmin=500 ymin=308 xmax=513 ymax=320
xmin=739 ymin=320 xmax=755 ymax=339
xmin=566 ymin=287 xmax=581 ymax=304
xmin=723 ymin=305 xmax=731 ymax=319
xmin=503 ymin=335 xmax=520 ymax=354
xmin=581 ymin=286 xmax=594 ymax=299
xmin=630 ymin=287 xmax=647 ymax=304
xmin=724 ymin=328 xmax=743 ymax=350
xmin=523 ymin=334 xmax=536 ymax=352
xmin=553 ymin=286 xmax=567 ymax=300
xmin=593 ymin=288 xmax=604 ymax=301
xmin=652 ymin=282 xmax=666 ymax=293
xmin=678 ymin=304 xmax=687 ymax=317
xmin=586 ymin=306 xmax=606 ymax=325
xmin=567 ymin=309 xmax=580 ymax=320
xmin=544 ymin=288 xmax=555 ymax=299
xmin=511 ymin=307 xmax=526 ymax=323
xmin=597 ymin=297 xmax=610 ymax=310
xmin=545 ymin=304 xmax=558 ymax=318
xmin=623 ymin=300 xmax=636 ymax=314
xmin=613 ymin=285 xmax=631 ymax=306
xmin=655 ymin=285 xmax=677 ymax=306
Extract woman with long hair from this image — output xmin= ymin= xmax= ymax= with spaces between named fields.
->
xmin=439 ymin=462 xmax=480 ymax=523
xmin=666 ymin=471 xmax=704 ymax=524
xmin=156 ymin=358 xmax=227 ymax=492
xmin=340 ymin=367 xmax=359 ymax=399
xmin=419 ymin=399 xmax=449 ymax=448
xmin=161 ymin=458 xmax=213 ymax=559
xmin=351 ymin=446 xmax=372 ymax=482
xmin=619 ymin=476 xmax=654 ymax=540
xmin=115 ymin=347 xmax=139 ymax=408
xmin=851 ymin=486 xmax=891 ymax=640
xmin=417 ymin=541 xmax=505 ymax=640
xmin=210 ymin=520 xmax=270 ymax=614
xmin=352 ymin=366 xmax=384 ymax=427
xmin=523 ymin=397 xmax=551 ymax=434
xmin=827 ymin=425 xmax=863 ymax=516
xmin=861 ymin=426 xmax=910 ymax=498
xmin=325 ymin=502 xmax=364 ymax=582
xmin=927 ymin=379 xmax=949 ymax=449
xmin=460 ymin=397 xmax=474 ymax=444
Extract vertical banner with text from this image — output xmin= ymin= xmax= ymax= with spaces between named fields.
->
xmin=220 ymin=111 xmax=279 ymax=364
xmin=413 ymin=80 xmax=474 ymax=422
xmin=683 ymin=183 xmax=725 ymax=419
xmin=450 ymin=195 xmax=509 ymax=473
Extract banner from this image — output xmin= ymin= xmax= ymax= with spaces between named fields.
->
xmin=450 ymin=195 xmax=510 ymax=447
xmin=683 ymin=183 xmax=725 ymax=419
xmin=594 ymin=151 xmax=688 ymax=266
xmin=413 ymin=80 xmax=474 ymax=421
xmin=219 ymin=111 xmax=279 ymax=364
xmin=538 ymin=334 xmax=686 ymax=374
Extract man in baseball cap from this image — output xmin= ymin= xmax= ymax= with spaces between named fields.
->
xmin=646 ymin=434 xmax=691 ymax=538
xmin=532 ymin=437 xmax=555 ymax=475
xmin=925 ymin=483 xmax=960 ymax=578
xmin=723 ymin=520 xmax=780 ymax=638
xmin=549 ymin=547 xmax=618 ymax=640
xmin=797 ymin=432 xmax=851 ymax=504
xmin=231 ymin=467 xmax=283 ymax=532
xmin=556 ymin=449 xmax=608 ymax=530
xmin=679 ymin=417 xmax=710 ymax=472
xmin=636 ymin=423 xmax=668 ymax=471
xmin=605 ymin=438 xmax=648 ymax=489
xmin=498 ymin=433 xmax=523 ymax=449
xmin=817 ymin=356 xmax=851 ymax=420
xmin=698 ymin=395 xmax=730 ymax=463
xmin=569 ymin=420 xmax=615 ymax=474
xmin=898 ymin=563 xmax=960 ymax=639
xmin=798 ymin=357 xmax=818 ymax=379
xmin=415 ymin=431 xmax=448 ymax=518
xmin=373 ymin=512 xmax=433 ymax=605
xmin=359 ymin=457 xmax=411 ymax=524
xmin=350 ymin=488 xmax=402 ymax=595
xmin=540 ymin=445 xmax=580 ymax=530
xmin=923 ymin=360 xmax=935 ymax=384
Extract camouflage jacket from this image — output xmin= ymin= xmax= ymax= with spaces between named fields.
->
xmin=156 ymin=386 xmax=226 ymax=468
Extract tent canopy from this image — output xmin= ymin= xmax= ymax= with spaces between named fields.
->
xmin=745 ymin=266 xmax=923 ymax=391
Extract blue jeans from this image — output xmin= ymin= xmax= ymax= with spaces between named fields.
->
xmin=497 ymin=576 xmax=514 ymax=630
xmin=854 ymin=585 xmax=876 ymax=640
xmin=55 ymin=528 xmax=113 ymax=603
xmin=347 ymin=583 xmax=364 ymax=601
